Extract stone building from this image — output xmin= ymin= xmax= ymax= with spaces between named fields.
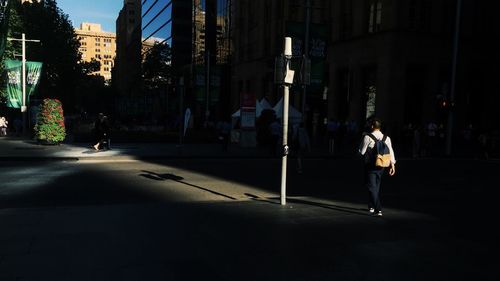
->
xmin=232 ymin=0 xmax=499 ymax=147
xmin=75 ymin=23 xmax=116 ymax=82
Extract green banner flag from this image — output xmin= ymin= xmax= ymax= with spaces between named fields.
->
xmin=4 ymin=59 xmax=43 ymax=108
xmin=26 ymin=61 xmax=43 ymax=96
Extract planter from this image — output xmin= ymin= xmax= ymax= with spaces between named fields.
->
xmin=38 ymin=139 xmax=60 ymax=145
xmin=33 ymin=99 xmax=66 ymax=144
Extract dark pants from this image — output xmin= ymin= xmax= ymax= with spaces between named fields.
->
xmin=220 ymin=133 xmax=229 ymax=151
xmin=365 ymin=166 xmax=384 ymax=212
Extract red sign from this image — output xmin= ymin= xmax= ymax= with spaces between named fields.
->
xmin=241 ymin=92 xmax=256 ymax=108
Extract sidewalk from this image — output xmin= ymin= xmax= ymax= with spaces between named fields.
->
xmin=2 ymin=136 xmax=497 ymax=161
xmin=0 ymin=136 xmax=332 ymax=160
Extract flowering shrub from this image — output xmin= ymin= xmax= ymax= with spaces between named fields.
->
xmin=34 ymin=98 xmax=66 ymax=143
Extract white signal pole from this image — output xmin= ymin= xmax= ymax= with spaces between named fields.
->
xmin=445 ymin=0 xmax=462 ymax=156
xmin=7 ymin=33 xmax=41 ymax=134
xmin=281 ymin=37 xmax=294 ymax=206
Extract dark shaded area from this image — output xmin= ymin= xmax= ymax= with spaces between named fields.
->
xmin=0 ymin=163 xmax=162 ymax=209
xmin=0 ymin=159 xmax=497 ymax=280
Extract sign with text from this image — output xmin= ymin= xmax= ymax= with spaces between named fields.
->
xmin=4 ymin=59 xmax=43 ymax=108
xmin=286 ymin=22 xmax=328 ymax=94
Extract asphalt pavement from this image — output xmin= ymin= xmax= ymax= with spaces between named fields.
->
xmin=0 ymin=136 xmax=498 ymax=280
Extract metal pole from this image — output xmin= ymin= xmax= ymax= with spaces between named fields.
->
xmin=179 ymin=77 xmax=184 ymax=145
xmin=7 ymin=34 xmax=40 ymax=136
xmin=21 ymin=33 xmax=27 ymax=135
xmin=445 ymin=0 xmax=462 ymax=156
xmin=301 ymin=0 xmax=310 ymax=123
xmin=280 ymin=37 xmax=293 ymax=206
xmin=281 ymin=74 xmax=290 ymax=206
xmin=205 ymin=50 xmax=210 ymax=125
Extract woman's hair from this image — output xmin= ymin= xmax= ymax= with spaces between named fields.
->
xmin=370 ymin=118 xmax=382 ymax=129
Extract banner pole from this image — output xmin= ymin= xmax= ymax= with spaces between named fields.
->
xmin=21 ymin=33 xmax=27 ymax=135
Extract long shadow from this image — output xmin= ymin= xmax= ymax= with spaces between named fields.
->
xmin=140 ymin=157 xmax=499 ymax=219
xmin=140 ymin=170 xmax=237 ymax=200
xmin=286 ymin=198 xmax=372 ymax=216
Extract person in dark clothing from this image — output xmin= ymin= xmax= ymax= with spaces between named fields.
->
xmin=217 ymin=119 xmax=231 ymax=152
xmin=358 ymin=118 xmax=396 ymax=217
xmin=100 ymin=116 xmax=111 ymax=150
xmin=93 ymin=113 xmax=104 ymax=150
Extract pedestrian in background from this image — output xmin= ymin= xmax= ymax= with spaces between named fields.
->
xmin=0 ymin=116 xmax=8 ymax=136
xmin=93 ymin=113 xmax=104 ymax=150
xmin=269 ymin=117 xmax=282 ymax=156
xmin=100 ymin=115 xmax=111 ymax=150
xmin=13 ymin=117 xmax=22 ymax=137
xmin=358 ymin=118 xmax=396 ymax=217
xmin=293 ymin=122 xmax=311 ymax=174
xmin=217 ymin=118 xmax=231 ymax=151
xmin=326 ymin=118 xmax=338 ymax=155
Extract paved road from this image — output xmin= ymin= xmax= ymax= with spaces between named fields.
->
xmin=0 ymin=158 xmax=497 ymax=280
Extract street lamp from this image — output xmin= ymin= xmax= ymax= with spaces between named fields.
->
xmin=7 ymin=33 xmax=41 ymax=135
xmin=0 ymin=1 xmax=8 ymax=21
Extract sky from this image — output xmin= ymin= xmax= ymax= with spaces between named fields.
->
xmin=56 ymin=0 xmax=123 ymax=33
xmin=56 ymin=0 xmax=171 ymax=41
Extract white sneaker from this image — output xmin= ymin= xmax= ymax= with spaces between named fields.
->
xmin=369 ymin=208 xmax=375 ymax=214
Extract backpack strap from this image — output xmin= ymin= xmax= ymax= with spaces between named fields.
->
xmin=367 ymin=133 xmax=377 ymax=142
xmin=382 ymin=135 xmax=388 ymax=142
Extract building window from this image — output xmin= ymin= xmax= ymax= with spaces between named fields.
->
xmin=367 ymin=0 xmax=383 ymax=33
xmin=95 ymin=49 xmax=100 ymax=53
xmin=409 ymin=0 xmax=431 ymax=32
xmin=362 ymin=66 xmax=377 ymax=119
xmin=95 ymin=38 xmax=100 ymax=42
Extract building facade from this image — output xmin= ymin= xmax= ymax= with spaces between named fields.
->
xmin=189 ymin=0 xmax=232 ymax=123
xmin=232 ymin=0 xmax=499 ymax=148
xmin=114 ymin=0 xmax=142 ymax=97
xmin=231 ymin=0 xmax=330 ymax=140
xmin=75 ymin=22 xmax=116 ymax=82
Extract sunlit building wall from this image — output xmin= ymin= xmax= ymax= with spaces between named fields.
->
xmin=75 ymin=23 xmax=116 ymax=82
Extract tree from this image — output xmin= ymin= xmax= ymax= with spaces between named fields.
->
xmin=0 ymin=0 xmax=12 ymax=58
xmin=0 ymin=1 xmax=23 ymax=102
xmin=80 ymin=58 xmax=101 ymax=75
xmin=14 ymin=0 xmax=83 ymax=112
xmin=142 ymin=42 xmax=172 ymax=90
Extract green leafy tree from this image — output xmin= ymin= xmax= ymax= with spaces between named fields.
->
xmin=15 ymin=0 xmax=83 ymax=111
xmin=142 ymin=42 xmax=172 ymax=90
xmin=80 ymin=58 xmax=101 ymax=75
xmin=0 ymin=1 xmax=23 ymax=101
xmin=0 ymin=0 xmax=11 ymax=58
xmin=34 ymin=98 xmax=66 ymax=143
